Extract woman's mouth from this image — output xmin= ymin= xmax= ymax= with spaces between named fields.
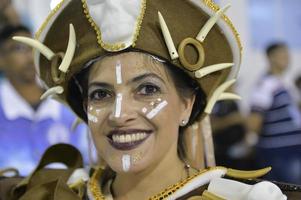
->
xmin=107 ymin=129 xmax=152 ymax=151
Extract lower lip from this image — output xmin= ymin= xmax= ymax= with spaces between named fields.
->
xmin=108 ymin=133 xmax=151 ymax=151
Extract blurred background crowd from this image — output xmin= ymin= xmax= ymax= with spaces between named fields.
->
xmin=0 ymin=0 xmax=300 ymax=185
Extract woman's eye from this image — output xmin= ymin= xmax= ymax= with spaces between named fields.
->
xmin=137 ymin=84 xmax=160 ymax=96
xmin=89 ymin=90 xmax=112 ymax=101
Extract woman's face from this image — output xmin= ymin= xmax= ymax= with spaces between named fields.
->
xmin=87 ymin=52 xmax=194 ymax=173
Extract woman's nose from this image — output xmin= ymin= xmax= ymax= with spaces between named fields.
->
xmin=108 ymin=94 xmax=137 ymax=126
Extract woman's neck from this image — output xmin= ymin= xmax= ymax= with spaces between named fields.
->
xmin=112 ymin=144 xmax=186 ymax=200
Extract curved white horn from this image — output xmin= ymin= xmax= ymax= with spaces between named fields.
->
xmin=218 ymin=93 xmax=241 ymax=101
xmin=13 ymin=36 xmax=55 ymax=60
xmin=58 ymin=24 xmax=76 ymax=73
xmin=196 ymin=4 xmax=231 ymax=42
xmin=158 ymin=11 xmax=179 ymax=60
xmin=205 ymin=79 xmax=236 ymax=114
xmin=195 ymin=63 xmax=234 ymax=78
xmin=40 ymin=86 xmax=64 ymax=100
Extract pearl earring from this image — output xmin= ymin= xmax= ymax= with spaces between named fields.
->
xmin=180 ymin=119 xmax=188 ymax=126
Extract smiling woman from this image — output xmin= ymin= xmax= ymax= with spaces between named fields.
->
xmin=1 ymin=0 xmax=301 ymax=199
xmin=82 ymin=52 xmax=198 ymax=176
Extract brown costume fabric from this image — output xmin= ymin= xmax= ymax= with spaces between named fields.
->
xmin=0 ymin=144 xmax=84 ymax=200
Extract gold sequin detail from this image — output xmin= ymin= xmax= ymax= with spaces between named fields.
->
xmin=35 ymin=0 xmax=66 ymax=39
xmin=132 ymin=0 xmax=146 ymax=47
xmin=88 ymin=168 xmax=106 ymax=200
xmin=202 ymin=0 xmax=243 ymax=53
xmin=89 ymin=167 xmax=226 ymax=200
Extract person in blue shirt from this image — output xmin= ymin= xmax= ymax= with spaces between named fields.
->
xmin=0 ymin=24 xmax=89 ymax=175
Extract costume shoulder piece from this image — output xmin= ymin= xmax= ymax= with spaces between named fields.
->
xmin=87 ymin=166 xmax=301 ymax=200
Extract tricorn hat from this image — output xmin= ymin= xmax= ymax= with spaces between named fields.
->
xmin=14 ymin=0 xmax=242 ymax=167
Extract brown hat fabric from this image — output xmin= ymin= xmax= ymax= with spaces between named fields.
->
xmin=21 ymin=0 xmax=242 ymax=121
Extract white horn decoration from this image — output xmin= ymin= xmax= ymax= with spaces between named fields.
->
xmin=196 ymin=4 xmax=231 ymax=43
xmin=13 ymin=36 xmax=55 ymax=60
xmin=40 ymin=86 xmax=64 ymax=100
xmin=58 ymin=24 xmax=76 ymax=73
xmin=205 ymin=79 xmax=236 ymax=114
xmin=218 ymin=93 xmax=241 ymax=101
xmin=195 ymin=63 xmax=234 ymax=78
xmin=158 ymin=11 xmax=179 ymax=60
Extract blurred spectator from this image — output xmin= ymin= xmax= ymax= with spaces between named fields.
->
xmin=0 ymin=0 xmax=20 ymax=79
xmin=0 ymin=0 xmax=20 ymax=29
xmin=248 ymin=42 xmax=301 ymax=184
xmin=294 ymin=76 xmax=301 ymax=110
xmin=211 ymin=98 xmax=254 ymax=170
xmin=0 ymin=24 xmax=88 ymax=175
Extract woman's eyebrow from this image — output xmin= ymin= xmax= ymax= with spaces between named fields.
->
xmin=88 ymin=82 xmax=114 ymax=90
xmin=128 ymin=73 xmax=166 ymax=85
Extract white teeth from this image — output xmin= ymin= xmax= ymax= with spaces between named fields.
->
xmin=125 ymin=135 xmax=131 ymax=142
xmin=120 ymin=135 xmax=126 ymax=143
xmin=111 ymin=132 xmax=148 ymax=143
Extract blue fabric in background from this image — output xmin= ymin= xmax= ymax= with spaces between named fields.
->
xmin=0 ymin=80 xmax=89 ymax=175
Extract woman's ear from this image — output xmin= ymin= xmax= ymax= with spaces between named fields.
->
xmin=180 ymin=94 xmax=196 ymax=126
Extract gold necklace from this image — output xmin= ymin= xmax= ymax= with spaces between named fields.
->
xmin=88 ymin=167 xmax=106 ymax=200
xmin=88 ymin=166 xmax=223 ymax=200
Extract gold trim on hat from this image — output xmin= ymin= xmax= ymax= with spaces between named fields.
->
xmin=202 ymin=0 xmax=242 ymax=53
xmin=35 ymin=0 xmax=66 ymax=39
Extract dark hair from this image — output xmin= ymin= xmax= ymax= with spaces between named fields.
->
xmin=266 ymin=42 xmax=287 ymax=57
xmin=0 ymin=24 xmax=31 ymax=46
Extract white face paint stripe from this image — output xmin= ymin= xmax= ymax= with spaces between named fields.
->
xmin=146 ymin=100 xmax=168 ymax=119
xmin=115 ymin=61 xmax=122 ymax=84
xmin=115 ymin=93 xmax=123 ymax=118
xmin=88 ymin=113 xmax=98 ymax=123
xmin=122 ymin=154 xmax=131 ymax=172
